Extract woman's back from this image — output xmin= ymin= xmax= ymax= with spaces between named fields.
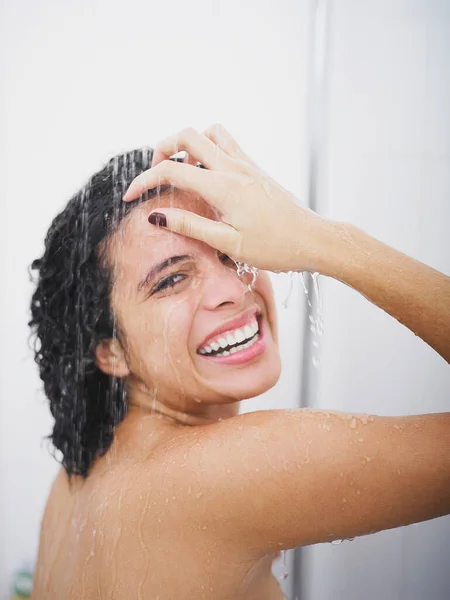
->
xmin=32 ymin=414 xmax=286 ymax=600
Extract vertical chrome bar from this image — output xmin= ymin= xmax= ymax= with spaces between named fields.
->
xmin=292 ymin=1 xmax=332 ymax=598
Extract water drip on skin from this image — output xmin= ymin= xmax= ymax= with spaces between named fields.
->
xmin=282 ymin=271 xmax=295 ymax=309
xmin=235 ymin=260 xmax=259 ymax=291
xmin=300 ymin=273 xmax=312 ymax=309
xmin=331 ymin=537 xmax=356 ymax=545
xmin=304 ymin=272 xmax=324 ymax=369
xmin=280 ymin=549 xmax=289 ymax=580
xmin=162 ymin=302 xmax=187 ymax=401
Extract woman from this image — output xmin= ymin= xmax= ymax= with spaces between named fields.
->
xmin=31 ymin=125 xmax=450 ymax=599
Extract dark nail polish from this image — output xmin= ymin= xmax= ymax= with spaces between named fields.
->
xmin=148 ymin=212 xmax=167 ymax=227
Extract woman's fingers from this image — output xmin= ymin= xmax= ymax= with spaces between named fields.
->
xmin=122 ymin=125 xmax=325 ymax=273
xmin=150 ymin=127 xmax=231 ymax=170
xmin=202 ymin=123 xmax=257 ymax=167
xmin=182 ymin=151 xmax=199 ymax=166
xmin=122 ymin=160 xmax=227 ymax=209
xmin=148 ymin=208 xmax=241 ymax=257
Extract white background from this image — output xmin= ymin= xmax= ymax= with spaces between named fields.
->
xmin=301 ymin=2 xmax=450 ymax=600
xmin=0 ymin=1 xmax=449 ymax=599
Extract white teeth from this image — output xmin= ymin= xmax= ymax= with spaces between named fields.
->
xmin=213 ymin=334 xmax=259 ymax=357
xmin=218 ymin=337 xmax=228 ymax=349
xmin=243 ymin=325 xmax=253 ymax=339
xmin=198 ymin=318 xmax=261 ymax=355
xmin=226 ymin=334 xmax=236 ymax=346
xmin=234 ymin=328 xmax=246 ymax=343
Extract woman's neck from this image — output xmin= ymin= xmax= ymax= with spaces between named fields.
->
xmin=126 ymin=382 xmax=240 ymax=427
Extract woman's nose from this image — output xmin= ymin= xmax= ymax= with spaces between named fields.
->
xmin=201 ymin=261 xmax=253 ymax=310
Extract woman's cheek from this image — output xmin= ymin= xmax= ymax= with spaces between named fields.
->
xmin=254 ymin=273 xmax=278 ymax=341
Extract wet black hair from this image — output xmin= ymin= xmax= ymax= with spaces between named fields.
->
xmin=29 ymin=148 xmax=172 ymax=478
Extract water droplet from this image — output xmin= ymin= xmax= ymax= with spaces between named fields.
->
xmin=234 ymin=261 xmax=259 ymax=291
xmin=282 ymin=271 xmax=295 ymax=309
xmin=331 ymin=539 xmax=343 ymax=545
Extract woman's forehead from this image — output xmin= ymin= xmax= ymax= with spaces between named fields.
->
xmin=109 ymin=190 xmax=217 ymax=274
xmin=152 ymin=188 xmax=218 ymax=219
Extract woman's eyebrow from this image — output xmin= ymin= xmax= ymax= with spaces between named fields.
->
xmin=137 ymin=254 xmax=195 ymax=291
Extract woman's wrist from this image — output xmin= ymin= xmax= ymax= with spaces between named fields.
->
xmin=289 ymin=206 xmax=359 ymax=279
xmin=314 ymin=220 xmax=365 ymax=281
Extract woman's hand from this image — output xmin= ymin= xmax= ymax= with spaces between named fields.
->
xmin=123 ymin=124 xmax=339 ymax=273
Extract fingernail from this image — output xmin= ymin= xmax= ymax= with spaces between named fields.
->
xmin=148 ymin=212 xmax=167 ymax=227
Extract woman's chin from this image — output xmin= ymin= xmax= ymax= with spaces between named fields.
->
xmin=209 ymin=361 xmax=281 ymax=403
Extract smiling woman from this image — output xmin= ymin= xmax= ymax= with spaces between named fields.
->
xmin=29 ymin=147 xmax=280 ymax=478
xmin=29 ymin=133 xmax=450 ymax=600
xmin=29 ymin=146 xmax=286 ymax=599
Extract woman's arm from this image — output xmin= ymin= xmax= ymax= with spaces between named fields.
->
xmin=314 ymin=221 xmax=450 ymax=362
xmin=123 ymin=124 xmax=450 ymax=362
xmin=174 ymin=408 xmax=450 ymax=555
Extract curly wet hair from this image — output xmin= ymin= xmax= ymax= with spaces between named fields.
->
xmin=29 ymin=148 xmax=164 ymax=478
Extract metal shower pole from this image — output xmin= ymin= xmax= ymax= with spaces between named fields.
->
xmin=292 ymin=1 xmax=332 ymax=598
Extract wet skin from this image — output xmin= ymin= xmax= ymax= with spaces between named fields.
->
xmin=32 ymin=186 xmax=450 ymax=599
xmin=32 ymin=190 xmax=286 ymax=600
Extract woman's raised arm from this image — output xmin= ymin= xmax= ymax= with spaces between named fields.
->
xmin=123 ymin=125 xmax=450 ymax=362
xmin=167 ymin=408 xmax=450 ymax=555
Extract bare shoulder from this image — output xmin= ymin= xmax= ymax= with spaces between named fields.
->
xmin=156 ymin=408 xmax=450 ymax=555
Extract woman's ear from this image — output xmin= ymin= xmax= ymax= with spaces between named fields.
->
xmin=95 ymin=338 xmax=130 ymax=378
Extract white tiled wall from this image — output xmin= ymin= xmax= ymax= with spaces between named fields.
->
xmin=300 ymin=2 xmax=450 ymax=599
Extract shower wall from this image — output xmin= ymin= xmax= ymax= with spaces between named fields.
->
xmin=298 ymin=1 xmax=450 ymax=599
xmin=1 ymin=1 xmax=449 ymax=599
xmin=0 ymin=1 xmax=309 ymax=597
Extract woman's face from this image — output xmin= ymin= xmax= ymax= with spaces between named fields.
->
xmin=106 ymin=190 xmax=281 ymax=413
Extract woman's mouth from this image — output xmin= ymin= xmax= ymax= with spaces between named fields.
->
xmin=197 ymin=315 xmax=266 ymax=365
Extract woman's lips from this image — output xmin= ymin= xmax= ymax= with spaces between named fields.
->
xmin=197 ymin=315 xmax=266 ymax=366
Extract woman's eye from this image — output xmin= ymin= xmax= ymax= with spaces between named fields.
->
xmin=152 ymin=273 xmax=186 ymax=294
xmin=218 ymin=252 xmax=235 ymax=267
